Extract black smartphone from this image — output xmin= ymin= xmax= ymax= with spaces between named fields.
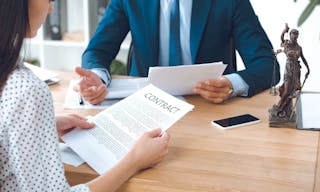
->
xmin=211 ymin=114 xmax=260 ymax=130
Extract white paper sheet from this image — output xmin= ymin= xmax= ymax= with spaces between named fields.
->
xmin=24 ymin=62 xmax=60 ymax=85
xmin=105 ymin=78 xmax=148 ymax=99
xmin=59 ymin=143 xmax=85 ymax=167
xmin=148 ymin=62 xmax=227 ymax=95
xmin=62 ymin=84 xmax=194 ymax=175
xmin=297 ymin=92 xmax=320 ymax=129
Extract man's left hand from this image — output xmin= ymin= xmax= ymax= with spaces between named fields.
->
xmin=193 ymin=76 xmax=233 ymax=103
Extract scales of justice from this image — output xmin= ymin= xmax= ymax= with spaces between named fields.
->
xmin=269 ymin=23 xmax=310 ymax=128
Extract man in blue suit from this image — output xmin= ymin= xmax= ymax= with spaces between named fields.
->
xmin=74 ymin=0 xmax=279 ymax=104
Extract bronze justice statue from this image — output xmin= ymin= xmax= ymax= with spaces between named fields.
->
xmin=269 ymin=23 xmax=310 ymax=128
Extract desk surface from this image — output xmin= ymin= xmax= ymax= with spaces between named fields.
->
xmin=51 ymin=71 xmax=320 ymax=192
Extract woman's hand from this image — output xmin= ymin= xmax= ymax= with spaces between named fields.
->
xmin=128 ymin=129 xmax=170 ymax=171
xmin=56 ymin=114 xmax=95 ymax=138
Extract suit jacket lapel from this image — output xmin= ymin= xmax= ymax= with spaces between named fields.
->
xmin=190 ymin=0 xmax=212 ymax=63
xmin=140 ymin=0 xmax=160 ymax=67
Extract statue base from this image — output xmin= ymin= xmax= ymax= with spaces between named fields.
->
xmin=268 ymin=105 xmax=297 ymax=128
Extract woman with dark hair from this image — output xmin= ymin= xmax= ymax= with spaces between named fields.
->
xmin=0 ymin=0 xmax=170 ymax=191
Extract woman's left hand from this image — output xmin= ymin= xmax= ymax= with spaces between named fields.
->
xmin=56 ymin=114 xmax=95 ymax=138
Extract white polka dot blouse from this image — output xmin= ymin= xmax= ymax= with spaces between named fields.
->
xmin=0 ymin=62 xmax=90 ymax=192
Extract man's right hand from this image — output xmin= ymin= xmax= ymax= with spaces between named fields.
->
xmin=73 ymin=67 xmax=107 ymax=104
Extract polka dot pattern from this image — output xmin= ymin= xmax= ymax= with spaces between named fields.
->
xmin=0 ymin=63 xmax=90 ymax=192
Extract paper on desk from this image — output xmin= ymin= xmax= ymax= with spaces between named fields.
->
xmin=64 ymin=80 xmax=120 ymax=109
xmin=62 ymin=84 xmax=194 ymax=175
xmin=301 ymin=85 xmax=320 ymax=93
xmin=24 ymin=62 xmax=60 ymax=85
xmin=105 ymin=78 xmax=148 ymax=99
xmin=148 ymin=62 xmax=227 ymax=95
xmin=59 ymin=143 xmax=85 ymax=167
xmin=297 ymin=92 xmax=320 ymax=129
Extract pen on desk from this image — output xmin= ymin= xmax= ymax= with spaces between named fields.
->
xmin=79 ymin=95 xmax=84 ymax=105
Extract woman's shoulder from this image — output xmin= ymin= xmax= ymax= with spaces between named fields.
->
xmin=2 ymin=64 xmax=51 ymax=104
xmin=0 ymin=63 xmax=54 ymax=131
xmin=6 ymin=64 xmax=49 ymax=91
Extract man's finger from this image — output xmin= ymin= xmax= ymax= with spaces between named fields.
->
xmin=195 ymin=83 xmax=229 ymax=93
xmin=73 ymin=83 xmax=80 ymax=92
xmin=81 ymin=86 xmax=99 ymax=97
xmin=87 ymin=86 xmax=107 ymax=104
xmin=75 ymin=66 xmax=92 ymax=77
xmin=195 ymin=88 xmax=228 ymax=103
xmin=201 ymin=93 xmax=224 ymax=103
xmin=82 ymin=84 xmax=106 ymax=98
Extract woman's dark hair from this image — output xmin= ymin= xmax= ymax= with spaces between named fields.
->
xmin=0 ymin=0 xmax=29 ymax=93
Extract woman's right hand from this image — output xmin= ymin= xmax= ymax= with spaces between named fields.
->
xmin=128 ymin=129 xmax=170 ymax=171
xmin=87 ymin=129 xmax=169 ymax=192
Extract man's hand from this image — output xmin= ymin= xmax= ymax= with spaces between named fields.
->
xmin=193 ymin=76 xmax=233 ymax=103
xmin=73 ymin=67 xmax=107 ymax=104
xmin=56 ymin=114 xmax=95 ymax=138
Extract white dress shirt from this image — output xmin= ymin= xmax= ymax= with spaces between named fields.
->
xmin=158 ymin=0 xmax=249 ymax=97
xmin=94 ymin=0 xmax=249 ymax=97
xmin=159 ymin=0 xmax=193 ymax=66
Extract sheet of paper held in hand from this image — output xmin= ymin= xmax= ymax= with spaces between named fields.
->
xmin=105 ymin=61 xmax=227 ymax=98
xmin=148 ymin=61 xmax=227 ymax=95
xmin=62 ymin=84 xmax=194 ymax=175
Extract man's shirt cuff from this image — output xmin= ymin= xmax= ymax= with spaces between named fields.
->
xmin=91 ymin=68 xmax=111 ymax=86
xmin=224 ymin=73 xmax=249 ymax=97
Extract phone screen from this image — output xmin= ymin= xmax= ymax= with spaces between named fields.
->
xmin=212 ymin=114 xmax=260 ymax=129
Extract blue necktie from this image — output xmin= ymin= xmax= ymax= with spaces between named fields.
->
xmin=169 ymin=0 xmax=182 ymax=66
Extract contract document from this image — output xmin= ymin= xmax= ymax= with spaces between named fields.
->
xmin=62 ymin=84 xmax=194 ymax=175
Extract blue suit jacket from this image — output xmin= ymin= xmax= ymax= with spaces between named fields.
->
xmin=82 ymin=0 xmax=280 ymax=97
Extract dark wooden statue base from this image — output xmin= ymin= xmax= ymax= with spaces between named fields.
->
xmin=268 ymin=105 xmax=297 ymax=128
